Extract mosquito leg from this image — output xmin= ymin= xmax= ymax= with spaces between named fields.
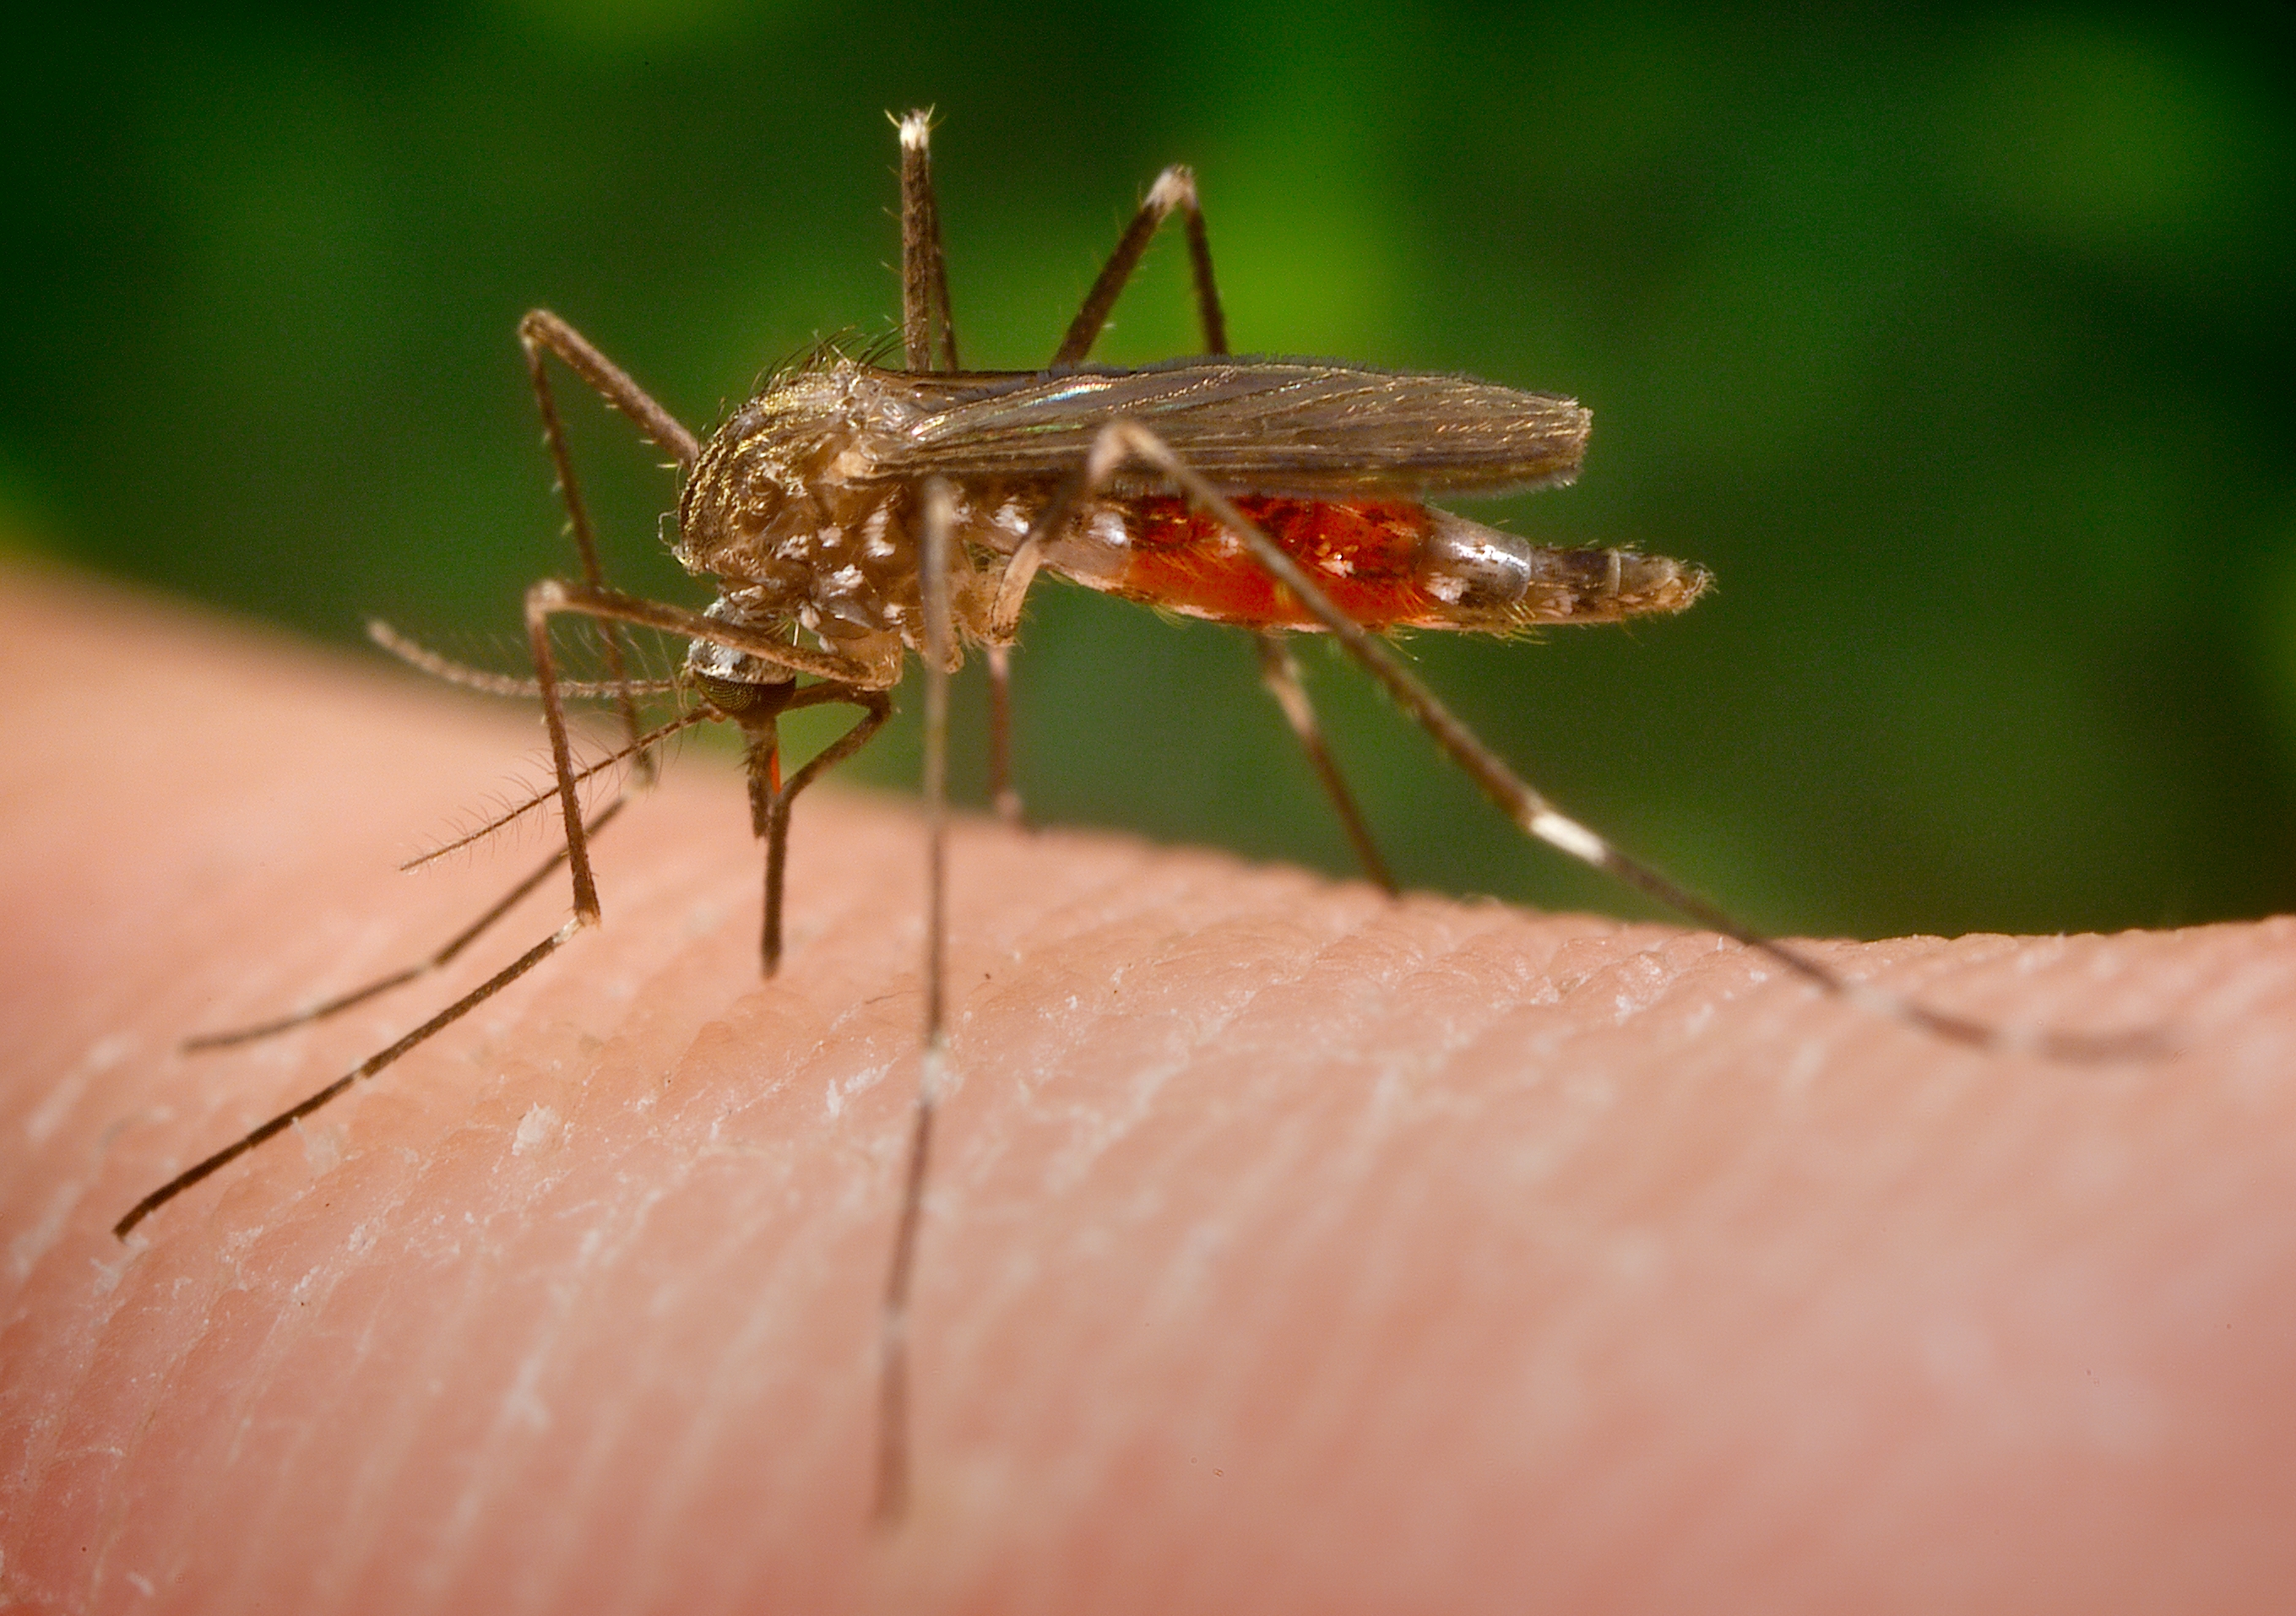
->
xmin=527 ymin=578 xmax=896 ymax=935
xmin=874 ymin=478 xmax=961 ymax=1527
xmin=516 ymin=309 xmax=700 ymax=469
xmin=1070 ymin=420 xmax=2152 ymax=1061
xmin=115 ymin=909 xmax=587 ymax=1240
xmin=1254 ymin=633 xmax=1397 ymax=893
xmin=898 ymin=108 xmax=1017 ymax=836
xmin=981 ymin=519 xmax=1053 ymax=829
xmin=133 ymin=689 xmax=717 ymax=1235
xmin=984 ymin=146 xmax=1227 ymax=826
xmin=518 ymin=311 xmax=700 ymax=786
xmin=525 ymin=576 xmax=890 ymax=933
xmin=183 ymin=798 xmax=632 ymax=1053
xmin=992 ymin=473 xmax=1390 ymax=892
xmin=895 ymin=110 xmax=960 ymax=373
xmin=196 ymin=689 xmax=708 ymax=1051
xmin=1054 ymin=160 xmax=1392 ymax=883
xmin=975 ymin=490 xmax=1069 ymax=829
xmin=743 ymin=684 xmax=894 ymax=975
xmin=129 ymin=660 xmax=750 ymax=1239
xmin=1051 ymin=164 xmax=1225 ymax=366
xmin=985 ymin=644 xmax=1023 ymax=827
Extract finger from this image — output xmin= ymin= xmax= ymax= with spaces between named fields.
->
xmin=5 ymin=565 xmax=2292 ymax=1612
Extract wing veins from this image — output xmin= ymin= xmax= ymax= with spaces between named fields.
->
xmin=872 ymin=360 xmax=1591 ymax=499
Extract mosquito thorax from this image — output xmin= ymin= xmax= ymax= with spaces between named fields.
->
xmin=674 ymin=356 xmax=932 ymax=655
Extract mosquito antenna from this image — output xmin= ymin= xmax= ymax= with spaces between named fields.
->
xmin=402 ymin=708 xmax=711 ymax=871
xmin=116 ymin=778 xmax=630 ymax=1243
xmin=184 ymin=798 xmax=633 ymax=1052
xmin=368 ymin=619 xmax=681 ymax=702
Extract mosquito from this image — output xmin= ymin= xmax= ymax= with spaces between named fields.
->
xmin=115 ymin=110 xmax=2151 ymax=1524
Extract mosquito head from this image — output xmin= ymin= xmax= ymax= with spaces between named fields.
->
xmin=671 ymin=357 xmax=920 ymax=593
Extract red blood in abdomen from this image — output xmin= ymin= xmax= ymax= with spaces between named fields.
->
xmin=1111 ymin=496 xmax=1444 ymax=629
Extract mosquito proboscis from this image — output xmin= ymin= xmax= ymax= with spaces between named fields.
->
xmin=114 ymin=109 xmax=2161 ymax=1526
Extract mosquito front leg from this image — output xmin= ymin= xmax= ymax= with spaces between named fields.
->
xmin=115 ymin=908 xmax=590 ymax=1241
xmin=184 ymin=676 xmax=708 ymax=1050
xmin=517 ymin=308 xmax=700 ymax=469
xmin=182 ymin=798 xmax=632 ymax=1054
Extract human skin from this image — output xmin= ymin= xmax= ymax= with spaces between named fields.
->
xmin=3 ymin=562 xmax=2294 ymax=1614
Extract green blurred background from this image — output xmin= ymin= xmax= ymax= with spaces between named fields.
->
xmin=5 ymin=3 xmax=2292 ymax=940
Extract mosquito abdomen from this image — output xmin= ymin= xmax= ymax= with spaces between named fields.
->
xmin=1037 ymin=494 xmax=1707 ymax=632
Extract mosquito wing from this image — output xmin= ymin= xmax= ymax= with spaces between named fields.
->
xmin=876 ymin=359 xmax=1590 ymax=499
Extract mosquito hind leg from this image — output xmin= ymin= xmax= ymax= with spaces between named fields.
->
xmin=1067 ymin=420 xmax=2158 ymax=1062
xmin=975 ymin=148 xmax=1225 ymax=827
xmin=980 ymin=145 xmax=1236 ymax=816
xmin=1041 ymin=162 xmax=1400 ymax=882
